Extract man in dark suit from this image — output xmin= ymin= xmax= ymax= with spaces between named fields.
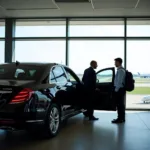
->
xmin=82 ymin=60 xmax=99 ymax=121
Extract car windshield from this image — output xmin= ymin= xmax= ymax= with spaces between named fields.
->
xmin=0 ymin=64 xmax=44 ymax=80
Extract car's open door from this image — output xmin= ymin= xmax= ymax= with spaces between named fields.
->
xmin=92 ymin=67 xmax=116 ymax=111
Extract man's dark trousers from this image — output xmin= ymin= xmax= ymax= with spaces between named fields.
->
xmin=85 ymin=89 xmax=95 ymax=118
xmin=115 ymin=88 xmax=126 ymax=120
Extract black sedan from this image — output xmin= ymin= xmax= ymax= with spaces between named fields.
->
xmin=0 ymin=62 xmax=116 ymax=138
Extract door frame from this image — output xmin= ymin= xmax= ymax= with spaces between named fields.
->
xmin=92 ymin=67 xmax=116 ymax=110
xmin=96 ymin=67 xmax=115 ymax=83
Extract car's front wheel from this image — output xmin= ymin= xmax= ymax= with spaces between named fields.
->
xmin=44 ymin=104 xmax=61 ymax=138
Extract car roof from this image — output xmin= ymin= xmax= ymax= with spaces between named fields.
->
xmin=0 ymin=62 xmax=61 ymax=67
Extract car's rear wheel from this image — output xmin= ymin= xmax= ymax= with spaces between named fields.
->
xmin=44 ymin=103 xmax=61 ymax=138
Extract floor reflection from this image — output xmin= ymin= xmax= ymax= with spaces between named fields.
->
xmin=0 ymin=112 xmax=150 ymax=150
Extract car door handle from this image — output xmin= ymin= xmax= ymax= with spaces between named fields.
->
xmin=56 ymin=86 xmax=61 ymax=89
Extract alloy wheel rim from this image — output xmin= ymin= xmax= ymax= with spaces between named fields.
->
xmin=49 ymin=107 xmax=59 ymax=134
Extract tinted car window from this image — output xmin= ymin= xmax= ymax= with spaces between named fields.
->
xmin=52 ymin=66 xmax=67 ymax=84
xmin=0 ymin=64 xmax=44 ymax=80
xmin=29 ymin=70 xmax=37 ymax=76
xmin=66 ymin=70 xmax=76 ymax=82
xmin=15 ymin=69 xmax=25 ymax=78
xmin=64 ymin=67 xmax=80 ymax=83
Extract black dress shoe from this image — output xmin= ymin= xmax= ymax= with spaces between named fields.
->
xmin=111 ymin=119 xmax=125 ymax=124
xmin=89 ymin=116 xmax=99 ymax=121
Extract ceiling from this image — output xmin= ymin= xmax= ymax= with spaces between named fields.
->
xmin=0 ymin=0 xmax=150 ymax=18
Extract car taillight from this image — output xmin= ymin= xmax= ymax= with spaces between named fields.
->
xmin=9 ymin=88 xmax=34 ymax=104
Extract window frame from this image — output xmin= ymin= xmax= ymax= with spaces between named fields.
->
xmin=96 ymin=68 xmax=115 ymax=84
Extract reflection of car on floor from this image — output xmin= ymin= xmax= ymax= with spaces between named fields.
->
xmin=0 ymin=62 xmax=116 ymax=138
xmin=141 ymin=96 xmax=150 ymax=103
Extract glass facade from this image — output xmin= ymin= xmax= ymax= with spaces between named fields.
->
xmin=69 ymin=20 xmax=124 ymax=37
xmin=2 ymin=18 xmax=150 ymax=110
xmin=69 ymin=40 xmax=124 ymax=77
xmin=127 ymin=20 xmax=150 ymax=37
xmin=15 ymin=40 xmax=66 ymax=64
xmin=0 ymin=20 xmax=5 ymax=63
xmin=15 ymin=20 xmax=66 ymax=37
xmin=126 ymin=40 xmax=150 ymax=109
xmin=0 ymin=21 xmax=5 ymax=38
xmin=0 ymin=41 xmax=5 ymax=63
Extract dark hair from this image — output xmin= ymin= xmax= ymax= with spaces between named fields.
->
xmin=114 ymin=58 xmax=123 ymax=64
xmin=90 ymin=60 xmax=97 ymax=66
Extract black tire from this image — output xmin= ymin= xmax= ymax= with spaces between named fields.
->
xmin=44 ymin=103 xmax=61 ymax=138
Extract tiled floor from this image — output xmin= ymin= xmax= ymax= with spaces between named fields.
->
xmin=0 ymin=111 xmax=150 ymax=150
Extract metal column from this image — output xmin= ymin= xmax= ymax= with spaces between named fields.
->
xmin=5 ymin=19 xmax=15 ymax=63
xmin=124 ymin=18 xmax=127 ymax=109
xmin=124 ymin=18 xmax=127 ymax=69
xmin=65 ymin=18 xmax=69 ymax=66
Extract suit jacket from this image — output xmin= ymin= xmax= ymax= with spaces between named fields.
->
xmin=82 ymin=67 xmax=96 ymax=91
